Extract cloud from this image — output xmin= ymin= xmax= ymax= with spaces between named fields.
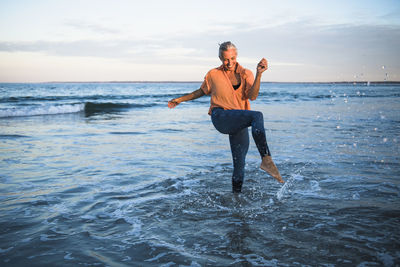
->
xmin=0 ymin=39 xmax=129 ymax=58
xmin=65 ymin=20 xmax=121 ymax=35
xmin=0 ymin=38 xmax=212 ymax=67
xmin=0 ymin=19 xmax=399 ymax=73
xmin=216 ymin=20 xmax=400 ymax=67
xmin=379 ymin=8 xmax=400 ymax=23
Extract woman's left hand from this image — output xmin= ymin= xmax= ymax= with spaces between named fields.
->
xmin=257 ymin=58 xmax=268 ymax=74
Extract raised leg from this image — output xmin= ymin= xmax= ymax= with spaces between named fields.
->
xmin=212 ymin=109 xmax=270 ymax=158
xmin=211 ymin=108 xmax=284 ymax=189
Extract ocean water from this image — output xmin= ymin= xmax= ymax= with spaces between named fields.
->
xmin=0 ymin=82 xmax=399 ymax=266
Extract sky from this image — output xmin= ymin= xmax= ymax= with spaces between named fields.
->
xmin=0 ymin=0 xmax=399 ymax=82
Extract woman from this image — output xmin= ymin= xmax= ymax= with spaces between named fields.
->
xmin=168 ymin=41 xmax=284 ymax=193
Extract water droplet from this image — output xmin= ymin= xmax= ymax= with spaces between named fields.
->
xmin=310 ymin=180 xmax=321 ymax=191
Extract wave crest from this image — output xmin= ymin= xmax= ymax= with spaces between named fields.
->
xmin=0 ymin=102 xmax=159 ymax=118
xmin=0 ymin=103 xmax=85 ymax=118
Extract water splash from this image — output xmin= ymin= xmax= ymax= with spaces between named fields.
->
xmin=276 ymin=174 xmax=303 ymax=201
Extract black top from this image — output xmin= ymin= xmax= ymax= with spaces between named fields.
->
xmin=232 ymin=83 xmax=241 ymax=90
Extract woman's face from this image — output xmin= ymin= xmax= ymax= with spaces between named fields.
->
xmin=220 ymin=48 xmax=237 ymax=71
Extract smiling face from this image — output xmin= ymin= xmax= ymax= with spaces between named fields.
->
xmin=219 ymin=48 xmax=237 ymax=71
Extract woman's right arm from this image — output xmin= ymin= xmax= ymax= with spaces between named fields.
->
xmin=168 ymin=88 xmax=205 ymax=109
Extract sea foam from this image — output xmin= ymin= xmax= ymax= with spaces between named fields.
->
xmin=0 ymin=103 xmax=85 ymax=118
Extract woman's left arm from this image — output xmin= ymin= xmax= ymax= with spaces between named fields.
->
xmin=247 ymin=58 xmax=268 ymax=101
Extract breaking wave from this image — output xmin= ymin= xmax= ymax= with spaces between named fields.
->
xmin=0 ymin=103 xmax=85 ymax=118
xmin=0 ymin=102 xmax=158 ymax=118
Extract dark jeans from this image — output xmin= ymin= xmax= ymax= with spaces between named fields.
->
xmin=211 ymin=108 xmax=271 ymax=192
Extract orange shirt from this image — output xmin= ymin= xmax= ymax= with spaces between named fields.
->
xmin=200 ymin=63 xmax=255 ymax=115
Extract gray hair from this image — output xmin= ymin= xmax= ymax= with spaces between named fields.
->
xmin=219 ymin=41 xmax=237 ymax=58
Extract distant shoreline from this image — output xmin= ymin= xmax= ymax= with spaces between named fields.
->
xmin=1 ymin=81 xmax=400 ymax=84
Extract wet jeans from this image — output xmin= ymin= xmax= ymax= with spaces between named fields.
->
xmin=211 ymin=108 xmax=271 ymax=192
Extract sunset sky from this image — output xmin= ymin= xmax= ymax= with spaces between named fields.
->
xmin=0 ymin=0 xmax=399 ymax=82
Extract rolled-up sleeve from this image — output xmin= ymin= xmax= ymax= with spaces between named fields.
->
xmin=200 ymin=72 xmax=212 ymax=95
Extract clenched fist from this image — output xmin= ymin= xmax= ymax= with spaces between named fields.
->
xmin=257 ymin=58 xmax=268 ymax=74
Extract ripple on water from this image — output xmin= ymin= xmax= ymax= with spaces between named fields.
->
xmin=1 ymin=156 xmax=398 ymax=266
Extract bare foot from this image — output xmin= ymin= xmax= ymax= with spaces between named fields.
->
xmin=260 ymin=156 xmax=284 ymax=183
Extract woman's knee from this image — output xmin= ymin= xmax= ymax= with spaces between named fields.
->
xmin=253 ymin=111 xmax=264 ymax=122
xmin=251 ymin=111 xmax=265 ymax=130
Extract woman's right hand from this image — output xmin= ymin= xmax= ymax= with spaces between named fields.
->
xmin=168 ymin=88 xmax=204 ymax=109
xmin=168 ymin=99 xmax=180 ymax=109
